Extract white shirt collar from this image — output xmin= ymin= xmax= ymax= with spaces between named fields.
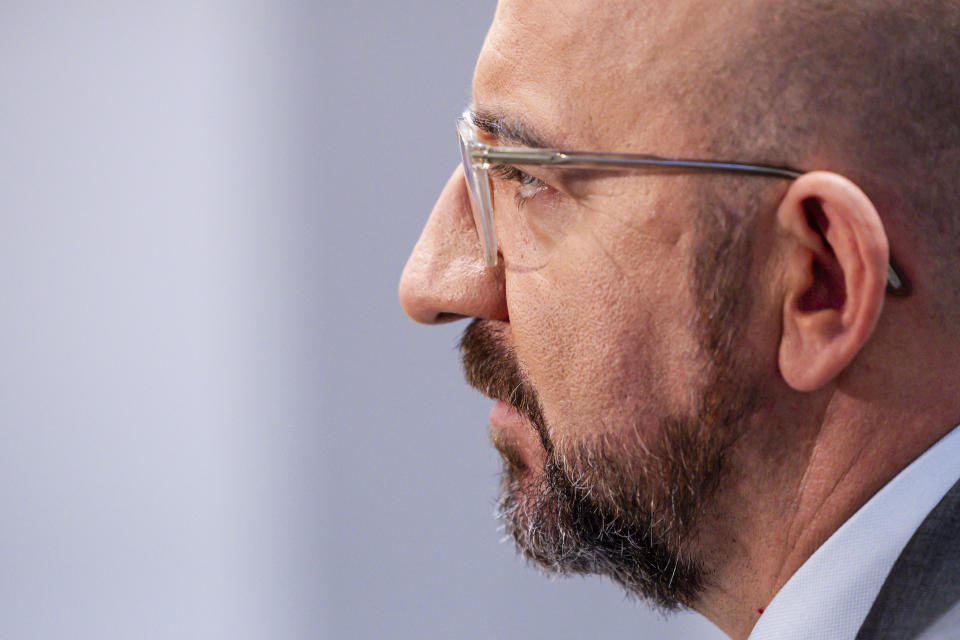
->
xmin=747 ymin=424 xmax=960 ymax=640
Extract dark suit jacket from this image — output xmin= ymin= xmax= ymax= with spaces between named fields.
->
xmin=856 ymin=477 xmax=960 ymax=639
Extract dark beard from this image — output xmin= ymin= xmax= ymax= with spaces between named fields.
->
xmin=458 ymin=203 xmax=761 ymax=610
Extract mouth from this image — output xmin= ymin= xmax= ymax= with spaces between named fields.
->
xmin=459 ymin=319 xmax=552 ymax=454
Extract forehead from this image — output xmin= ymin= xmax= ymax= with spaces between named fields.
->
xmin=474 ymin=0 xmax=728 ymax=151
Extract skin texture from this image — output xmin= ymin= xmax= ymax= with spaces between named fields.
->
xmin=399 ymin=1 xmax=960 ymax=637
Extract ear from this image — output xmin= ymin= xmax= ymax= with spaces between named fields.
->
xmin=776 ymin=171 xmax=889 ymax=392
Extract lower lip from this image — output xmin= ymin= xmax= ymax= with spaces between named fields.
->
xmin=489 ymin=400 xmax=546 ymax=468
xmin=489 ymin=400 xmax=527 ymax=432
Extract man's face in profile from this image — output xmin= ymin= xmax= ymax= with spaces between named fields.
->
xmin=402 ymin=0 xmax=778 ymax=609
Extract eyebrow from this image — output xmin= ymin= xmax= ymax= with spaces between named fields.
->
xmin=470 ymin=108 xmax=558 ymax=150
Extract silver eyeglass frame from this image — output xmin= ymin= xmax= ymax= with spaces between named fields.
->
xmin=456 ymin=112 xmax=910 ymax=296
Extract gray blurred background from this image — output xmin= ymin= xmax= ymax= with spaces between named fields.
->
xmin=0 ymin=2 xmax=725 ymax=638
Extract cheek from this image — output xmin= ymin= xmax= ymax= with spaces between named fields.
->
xmin=506 ymin=244 xmax=702 ymax=446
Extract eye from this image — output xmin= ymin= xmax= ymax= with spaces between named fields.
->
xmin=490 ymin=164 xmax=550 ymax=206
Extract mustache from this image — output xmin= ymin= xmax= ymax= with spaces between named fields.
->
xmin=458 ymin=319 xmax=551 ymax=453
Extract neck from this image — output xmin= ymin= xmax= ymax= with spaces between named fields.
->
xmin=691 ymin=380 xmax=960 ymax=639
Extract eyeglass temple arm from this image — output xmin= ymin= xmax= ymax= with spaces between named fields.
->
xmin=478 ymin=148 xmax=804 ymax=178
xmin=474 ymin=147 xmax=911 ymax=296
xmin=887 ymin=258 xmax=911 ymax=297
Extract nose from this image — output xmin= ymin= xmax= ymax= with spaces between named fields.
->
xmin=399 ymin=168 xmax=508 ymax=324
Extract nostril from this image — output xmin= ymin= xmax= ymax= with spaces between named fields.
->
xmin=435 ymin=312 xmax=468 ymax=324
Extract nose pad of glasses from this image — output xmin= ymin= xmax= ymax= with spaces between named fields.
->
xmin=458 ymin=132 xmax=499 ymax=267
xmin=474 ymin=173 xmax=499 ymax=268
xmin=459 ymin=166 xmax=498 ymax=267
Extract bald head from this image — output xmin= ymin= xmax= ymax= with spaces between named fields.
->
xmin=694 ymin=1 xmax=960 ymax=315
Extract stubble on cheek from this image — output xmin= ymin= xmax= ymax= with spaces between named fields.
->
xmin=521 ymin=315 xmax=696 ymax=469
xmin=505 ymin=248 xmax=701 ymax=470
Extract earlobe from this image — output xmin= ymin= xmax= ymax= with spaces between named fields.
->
xmin=777 ymin=172 xmax=889 ymax=392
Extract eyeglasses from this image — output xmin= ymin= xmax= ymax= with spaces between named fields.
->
xmin=456 ymin=111 xmax=910 ymax=296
